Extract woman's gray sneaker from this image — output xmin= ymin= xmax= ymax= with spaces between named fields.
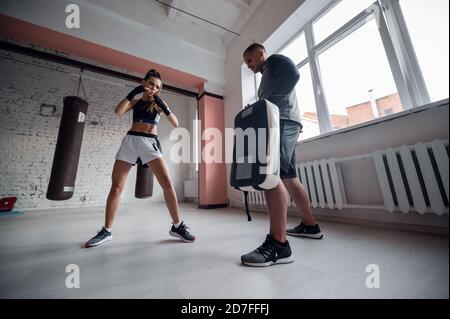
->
xmin=169 ymin=222 xmax=196 ymax=243
xmin=85 ymin=227 xmax=113 ymax=247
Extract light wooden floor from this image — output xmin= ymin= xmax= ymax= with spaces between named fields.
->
xmin=0 ymin=202 xmax=448 ymax=299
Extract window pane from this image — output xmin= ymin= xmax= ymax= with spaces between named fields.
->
xmin=255 ymin=72 xmax=262 ymax=90
xmin=400 ymin=0 xmax=449 ymax=103
xmin=280 ymin=32 xmax=308 ymax=66
xmin=318 ymin=18 xmax=404 ymax=130
xmin=296 ymin=63 xmax=320 ymax=141
xmin=241 ymin=63 xmax=258 ymax=107
xmin=313 ymin=0 xmax=376 ymax=44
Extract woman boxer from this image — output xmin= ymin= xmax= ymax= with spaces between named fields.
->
xmin=85 ymin=69 xmax=195 ymax=247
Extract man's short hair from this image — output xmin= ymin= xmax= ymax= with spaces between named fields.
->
xmin=243 ymin=43 xmax=266 ymax=56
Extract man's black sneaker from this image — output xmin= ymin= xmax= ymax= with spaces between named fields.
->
xmin=169 ymin=222 xmax=196 ymax=243
xmin=85 ymin=227 xmax=113 ymax=247
xmin=287 ymin=222 xmax=323 ymax=239
xmin=241 ymin=235 xmax=294 ymax=267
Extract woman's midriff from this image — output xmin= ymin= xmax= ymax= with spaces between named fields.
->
xmin=131 ymin=122 xmax=158 ymax=135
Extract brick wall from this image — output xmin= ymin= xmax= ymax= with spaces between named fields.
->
xmin=347 ymin=102 xmax=373 ymax=126
xmin=376 ymin=93 xmax=403 ymax=116
xmin=0 ymin=46 xmax=194 ymax=210
xmin=346 ymin=93 xmax=403 ymax=126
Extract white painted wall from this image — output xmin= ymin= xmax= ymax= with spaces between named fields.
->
xmin=0 ymin=0 xmax=226 ymax=93
xmin=0 ymin=46 xmax=194 ymax=210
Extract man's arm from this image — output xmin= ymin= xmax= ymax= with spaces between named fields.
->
xmin=266 ymin=55 xmax=300 ymax=95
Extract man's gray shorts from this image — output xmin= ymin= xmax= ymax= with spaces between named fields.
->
xmin=279 ymin=120 xmax=302 ymax=179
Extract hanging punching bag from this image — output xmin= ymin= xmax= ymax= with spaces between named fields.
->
xmin=47 ymin=96 xmax=88 ymax=200
xmin=135 ymin=160 xmax=154 ymax=199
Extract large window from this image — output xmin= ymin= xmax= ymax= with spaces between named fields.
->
xmin=318 ymin=18 xmax=402 ymax=129
xmin=242 ymin=0 xmax=449 ymax=142
xmin=400 ymin=0 xmax=449 ymax=103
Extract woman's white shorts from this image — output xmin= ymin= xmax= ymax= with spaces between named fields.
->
xmin=115 ymin=131 xmax=163 ymax=165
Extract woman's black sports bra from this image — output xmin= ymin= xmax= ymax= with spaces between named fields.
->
xmin=133 ymin=99 xmax=161 ymax=125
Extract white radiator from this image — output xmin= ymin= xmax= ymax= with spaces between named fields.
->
xmin=244 ymin=158 xmax=346 ymax=210
xmin=244 ymin=140 xmax=449 ymax=215
xmin=373 ymin=140 xmax=449 ymax=215
xmin=297 ymin=159 xmax=346 ymax=210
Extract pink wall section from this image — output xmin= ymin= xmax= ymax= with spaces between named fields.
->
xmin=0 ymin=13 xmax=206 ymax=91
xmin=199 ymin=95 xmax=228 ymax=206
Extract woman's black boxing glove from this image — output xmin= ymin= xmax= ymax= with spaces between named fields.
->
xmin=126 ymin=85 xmax=145 ymax=102
xmin=154 ymin=95 xmax=172 ymax=116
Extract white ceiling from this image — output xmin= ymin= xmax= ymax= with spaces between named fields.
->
xmin=164 ymin=0 xmax=251 ymax=37
xmin=85 ymin=0 xmax=262 ymax=59
xmin=0 ymin=0 xmax=265 ymax=92
xmin=155 ymin=0 xmax=262 ymax=48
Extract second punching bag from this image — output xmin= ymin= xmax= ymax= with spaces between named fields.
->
xmin=135 ymin=160 xmax=154 ymax=199
xmin=47 ymin=96 xmax=88 ymax=200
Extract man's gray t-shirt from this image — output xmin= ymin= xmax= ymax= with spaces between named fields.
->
xmin=258 ymin=54 xmax=301 ymax=125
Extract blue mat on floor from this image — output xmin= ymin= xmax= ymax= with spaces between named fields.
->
xmin=0 ymin=210 xmax=24 ymax=216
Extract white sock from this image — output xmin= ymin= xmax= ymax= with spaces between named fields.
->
xmin=105 ymin=227 xmax=112 ymax=232
xmin=173 ymin=222 xmax=182 ymax=228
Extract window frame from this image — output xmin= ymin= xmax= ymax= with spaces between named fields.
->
xmin=380 ymin=0 xmax=431 ymax=106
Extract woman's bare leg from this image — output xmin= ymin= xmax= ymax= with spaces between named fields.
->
xmin=148 ymin=158 xmax=180 ymax=224
xmin=104 ymin=160 xmax=132 ymax=229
